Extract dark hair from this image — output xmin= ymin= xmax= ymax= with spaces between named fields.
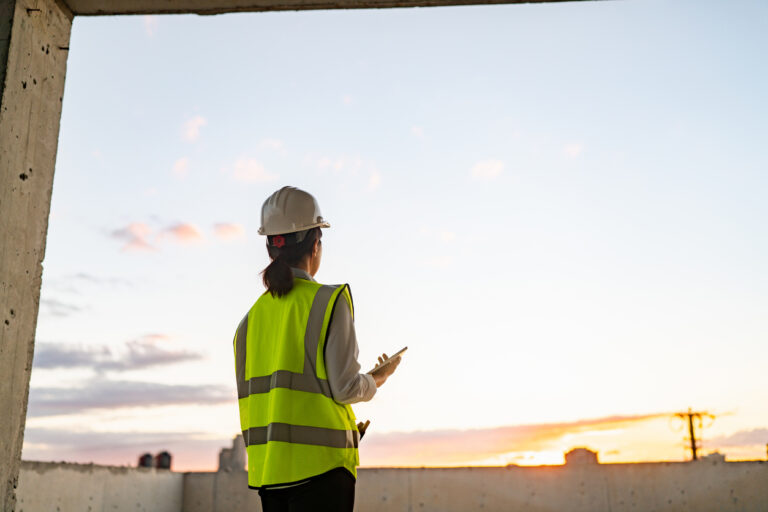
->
xmin=261 ymin=228 xmax=321 ymax=298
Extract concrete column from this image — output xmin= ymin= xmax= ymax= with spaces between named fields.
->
xmin=0 ymin=0 xmax=71 ymax=509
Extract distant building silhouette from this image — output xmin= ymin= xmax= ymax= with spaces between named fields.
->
xmin=155 ymin=451 xmax=172 ymax=470
xmin=218 ymin=435 xmax=246 ymax=472
xmin=565 ymin=448 xmax=599 ymax=465
xmin=137 ymin=453 xmax=153 ymax=468
xmin=700 ymin=452 xmax=726 ymax=463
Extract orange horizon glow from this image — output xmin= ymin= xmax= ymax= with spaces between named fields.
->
xmin=27 ymin=411 xmax=762 ymax=473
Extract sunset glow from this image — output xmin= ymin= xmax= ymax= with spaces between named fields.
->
xmin=23 ymin=0 xmax=768 ymax=472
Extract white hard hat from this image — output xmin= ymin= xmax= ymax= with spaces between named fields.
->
xmin=258 ymin=186 xmax=331 ymax=236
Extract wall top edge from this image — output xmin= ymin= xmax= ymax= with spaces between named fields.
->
xmin=21 ymin=460 xmax=179 ymax=475
xmin=63 ymin=0 xmax=599 ymax=16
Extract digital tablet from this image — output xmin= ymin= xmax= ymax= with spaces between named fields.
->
xmin=367 ymin=346 xmax=407 ymax=374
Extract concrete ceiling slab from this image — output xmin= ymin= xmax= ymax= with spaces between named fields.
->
xmin=64 ymin=0 xmax=596 ymax=16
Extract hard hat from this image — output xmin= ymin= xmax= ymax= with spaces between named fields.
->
xmin=258 ymin=186 xmax=331 ymax=236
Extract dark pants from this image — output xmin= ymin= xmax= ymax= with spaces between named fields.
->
xmin=258 ymin=468 xmax=355 ymax=512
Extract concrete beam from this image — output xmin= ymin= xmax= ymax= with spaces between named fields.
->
xmin=65 ymin=0 xmax=595 ymax=16
xmin=0 ymin=0 xmax=72 ymax=509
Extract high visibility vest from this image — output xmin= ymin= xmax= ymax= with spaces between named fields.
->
xmin=234 ymin=277 xmax=360 ymax=488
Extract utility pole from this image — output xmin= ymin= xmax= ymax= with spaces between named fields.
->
xmin=674 ymin=408 xmax=715 ymax=461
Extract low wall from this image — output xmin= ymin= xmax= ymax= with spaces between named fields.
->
xmin=354 ymin=462 xmax=768 ymax=512
xmin=17 ymin=461 xmax=183 ymax=512
xmin=17 ymin=460 xmax=768 ymax=512
xmin=184 ymin=461 xmax=768 ymax=512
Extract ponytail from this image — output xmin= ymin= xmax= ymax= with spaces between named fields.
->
xmin=261 ymin=228 xmax=321 ymax=298
xmin=261 ymin=256 xmax=294 ymax=298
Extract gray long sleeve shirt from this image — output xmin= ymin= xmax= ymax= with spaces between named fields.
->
xmin=292 ymin=268 xmax=377 ymax=405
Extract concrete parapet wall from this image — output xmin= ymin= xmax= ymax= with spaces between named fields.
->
xmin=355 ymin=462 xmax=768 ymax=512
xmin=183 ymin=470 xmax=261 ymax=512
xmin=183 ymin=461 xmax=768 ymax=512
xmin=17 ymin=460 xmax=768 ymax=512
xmin=17 ymin=461 xmax=183 ymax=512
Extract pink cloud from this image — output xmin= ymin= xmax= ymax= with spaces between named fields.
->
xmin=110 ymin=223 xmax=155 ymax=251
xmin=172 ymin=157 xmax=189 ymax=178
xmin=213 ymin=223 xmax=245 ymax=240
xmin=141 ymin=333 xmax=172 ymax=343
xmin=471 ymin=159 xmax=504 ymax=180
xmin=143 ymin=15 xmax=158 ymax=37
xmin=564 ymin=143 xmax=583 ymax=158
xmin=232 ymin=158 xmax=277 ymax=183
xmin=162 ymin=223 xmax=203 ymax=244
xmin=183 ymin=116 xmax=207 ymax=142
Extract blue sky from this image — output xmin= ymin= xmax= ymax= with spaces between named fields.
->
xmin=23 ymin=0 xmax=768 ymax=469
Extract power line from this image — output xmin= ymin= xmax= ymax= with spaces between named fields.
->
xmin=674 ymin=408 xmax=715 ymax=461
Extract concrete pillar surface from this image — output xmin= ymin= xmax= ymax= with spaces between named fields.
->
xmin=0 ymin=0 xmax=71 ymax=509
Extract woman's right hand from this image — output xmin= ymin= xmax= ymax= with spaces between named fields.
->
xmin=370 ymin=353 xmax=401 ymax=388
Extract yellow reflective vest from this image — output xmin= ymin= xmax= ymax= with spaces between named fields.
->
xmin=234 ymin=277 xmax=359 ymax=488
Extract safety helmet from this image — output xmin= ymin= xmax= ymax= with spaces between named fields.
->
xmin=258 ymin=186 xmax=331 ymax=236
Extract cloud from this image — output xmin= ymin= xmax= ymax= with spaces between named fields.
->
xmin=183 ymin=116 xmax=207 ymax=142
xmin=143 ymin=15 xmax=158 ymax=36
xmin=39 ymin=298 xmax=83 ymax=317
xmin=111 ymin=221 xmax=252 ymax=251
xmin=141 ymin=333 xmax=172 ymax=343
xmin=43 ymin=273 xmax=133 ymax=295
xmin=33 ymin=335 xmax=201 ymax=373
xmin=110 ymin=222 xmax=206 ymax=250
xmin=440 ymin=231 xmax=456 ymax=242
xmin=26 ymin=379 xmax=232 ymax=417
xmin=564 ymin=143 xmax=583 ymax=158
xmin=471 ymin=159 xmax=504 ymax=180
xmin=69 ymin=273 xmax=132 ymax=287
xmin=232 ymin=158 xmax=278 ymax=183
xmin=23 ymin=428 xmax=230 ymax=471
xmin=368 ymin=170 xmax=382 ymax=191
xmin=110 ymin=222 xmax=155 ymax=251
xmin=306 ymin=154 xmax=372 ymax=177
xmin=322 ymin=155 xmax=362 ymax=174
xmin=172 ymin=157 xmax=189 ymax=178
xmin=709 ymin=428 xmax=768 ymax=447
xmin=213 ymin=223 xmax=245 ymax=241
xmin=161 ymin=223 xmax=204 ymax=244
xmin=256 ymin=138 xmax=285 ymax=153
xmin=342 ymin=95 xmax=354 ymax=105
xmin=411 ymin=126 xmax=425 ymax=139
xmin=362 ymin=413 xmax=668 ymax=467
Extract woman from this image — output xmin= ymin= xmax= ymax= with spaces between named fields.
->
xmin=234 ymin=186 xmax=400 ymax=512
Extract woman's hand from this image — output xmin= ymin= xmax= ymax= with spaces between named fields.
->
xmin=370 ymin=353 xmax=401 ymax=388
xmin=357 ymin=420 xmax=371 ymax=439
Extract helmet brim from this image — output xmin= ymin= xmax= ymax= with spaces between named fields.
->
xmin=258 ymin=221 xmax=331 ymax=236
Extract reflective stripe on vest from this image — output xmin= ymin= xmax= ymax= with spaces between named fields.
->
xmin=234 ymin=278 xmax=359 ymax=488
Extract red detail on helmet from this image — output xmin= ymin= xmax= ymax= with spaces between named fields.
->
xmin=272 ymin=235 xmax=286 ymax=248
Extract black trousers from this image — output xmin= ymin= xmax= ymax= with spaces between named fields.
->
xmin=258 ymin=468 xmax=355 ymax=512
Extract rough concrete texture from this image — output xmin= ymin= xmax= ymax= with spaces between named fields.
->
xmin=180 ymin=462 xmax=768 ymax=512
xmin=15 ymin=461 xmax=768 ymax=511
xmin=63 ymin=0 xmax=594 ymax=16
xmin=356 ymin=463 xmax=768 ymax=511
xmin=0 ymin=0 xmax=72 ymax=509
xmin=183 ymin=470 xmax=261 ymax=512
xmin=17 ymin=461 xmax=184 ymax=512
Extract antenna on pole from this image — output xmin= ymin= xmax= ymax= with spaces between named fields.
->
xmin=674 ymin=408 xmax=715 ymax=461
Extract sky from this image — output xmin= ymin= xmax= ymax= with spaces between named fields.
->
xmin=22 ymin=0 xmax=768 ymax=471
